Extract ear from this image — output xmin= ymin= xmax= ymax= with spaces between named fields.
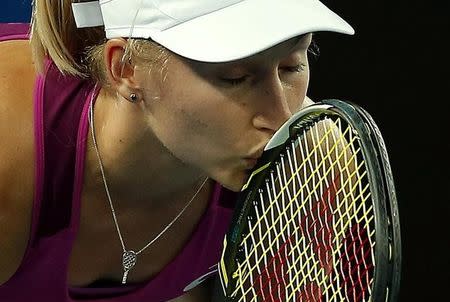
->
xmin=104 ymin=38 xmax=141 ymax=102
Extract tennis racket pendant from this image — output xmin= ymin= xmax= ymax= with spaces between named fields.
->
xmin=122 ymin=250 xmax=137 ymax=284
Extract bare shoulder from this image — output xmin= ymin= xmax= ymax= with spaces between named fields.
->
xmin=0 ymin=40 xmax=36 ymax=285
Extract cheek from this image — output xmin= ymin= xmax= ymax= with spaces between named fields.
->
xmin=179 ymin=100 xmax=248 ymax=160
xmin=139 ymin=59 xmax=255 ymax=189
xmin=148 ymin=81 xmax=245 ymax=164
xmin=162 ymin=97 xmax=252 ymax=189
xmin=287 ymin=70 xmax=310 ymax=112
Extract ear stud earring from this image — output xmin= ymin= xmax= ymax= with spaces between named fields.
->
xmin=130 ymin=93 xmax=138 ymax=102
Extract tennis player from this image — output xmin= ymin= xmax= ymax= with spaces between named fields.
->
xmin=0 ymin=0 xmax=353 ymax=301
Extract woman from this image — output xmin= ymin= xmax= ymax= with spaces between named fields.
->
xmin=0 ymin=0 xmax=353 ymax=301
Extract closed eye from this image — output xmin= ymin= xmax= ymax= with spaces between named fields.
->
xmin=281 ymin=64 xmax=306 ymax=73
xmin=221 ymin=76 xmax=248 ymax=86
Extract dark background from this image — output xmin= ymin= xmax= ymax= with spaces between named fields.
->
xmin=1 ymin=0 xmax=449 ymax=301
xmin=313 ymin=1 xmax=449 ymax=301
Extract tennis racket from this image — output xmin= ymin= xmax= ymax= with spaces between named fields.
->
xmin=213 ymin=99 xmax=401 ymax=302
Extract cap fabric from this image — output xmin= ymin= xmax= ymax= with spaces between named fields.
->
xmin=72 ymin=0 xmax=354 ymax=62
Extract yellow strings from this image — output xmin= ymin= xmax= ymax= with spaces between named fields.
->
xmin=232 ymin=118 xmax=375 ymax=301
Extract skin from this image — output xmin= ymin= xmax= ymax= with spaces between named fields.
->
xmin=0 ymin=34 xmax=313 ymax=301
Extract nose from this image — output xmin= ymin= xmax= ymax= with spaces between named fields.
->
xmin=252 ymin=74 xmax=293 ymax=133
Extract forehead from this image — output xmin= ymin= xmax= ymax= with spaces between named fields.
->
xmin=252 ymin=33 xmax=312 ymax=61
xmin=182 ymin=33 xmax=312 ymax=71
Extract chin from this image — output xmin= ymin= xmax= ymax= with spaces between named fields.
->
xmin=220 ymin=181 xmax=244 ymax=193
xmin=211 ymin=168 xmax=250 ymax=193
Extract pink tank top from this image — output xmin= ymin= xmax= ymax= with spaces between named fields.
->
xmin=0 ymin=23 xmax=237 ymax=302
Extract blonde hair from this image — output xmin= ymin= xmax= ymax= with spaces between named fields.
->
xmin=30 ymin=0 xmax=168 ymax=84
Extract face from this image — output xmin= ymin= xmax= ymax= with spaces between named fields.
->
xmin=137 ymin=34 xmax=312 ymax=191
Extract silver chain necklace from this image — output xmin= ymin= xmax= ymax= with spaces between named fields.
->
xmin=88 ymin=90 xmax=208 ymax=284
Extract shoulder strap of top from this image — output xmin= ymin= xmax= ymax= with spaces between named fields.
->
xmin=0 ymin=23 xmax=30 ymax=42
xmin=33 ymin=60 xmax=95 ymax=241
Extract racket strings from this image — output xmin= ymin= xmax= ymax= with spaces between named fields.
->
xmin=238 ymin=121 xmax=357 ymax=279
xmin=236 ymin=125 xmax=352 ymax=290
xmin=327 ymin=120 xmax=374 ymax=301
xmin=242 ymin=120 xmax=353 ymax=251
xmin=296 ymin=122 xmax=374 ymax=301
xmin=232 ymin=117 xmax=376 ymax=302
xmin=337 ymin=122 xmax=375 ymax=301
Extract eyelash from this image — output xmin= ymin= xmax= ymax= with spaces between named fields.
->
xmin=223 ymin=77 xmax=247 ymax=85
xmin=222 ymin=63 xmax=306 ymax=86
xmin=284 ymin=63 xmax=306 ymax=73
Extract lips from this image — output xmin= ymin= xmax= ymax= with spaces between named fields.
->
xmin=246 ymin=149 xmax=264 ymax=161
xmin=242 ymin=149 xmax=264 ymax=169
xmin=243 ymin=158 xmax=259 ymax=170
xmin=244 ymin=157 xmax=259 ymax=163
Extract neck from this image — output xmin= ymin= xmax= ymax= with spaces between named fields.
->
xmin=85 ymin=88 xmax=208 ymax=207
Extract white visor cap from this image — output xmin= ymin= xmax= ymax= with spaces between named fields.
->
xmin=72 ymin=0 xmax=355 ymax=63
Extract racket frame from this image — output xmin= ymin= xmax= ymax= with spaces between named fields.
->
xmin=214 ymin=99 xmax=401 ymax=302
